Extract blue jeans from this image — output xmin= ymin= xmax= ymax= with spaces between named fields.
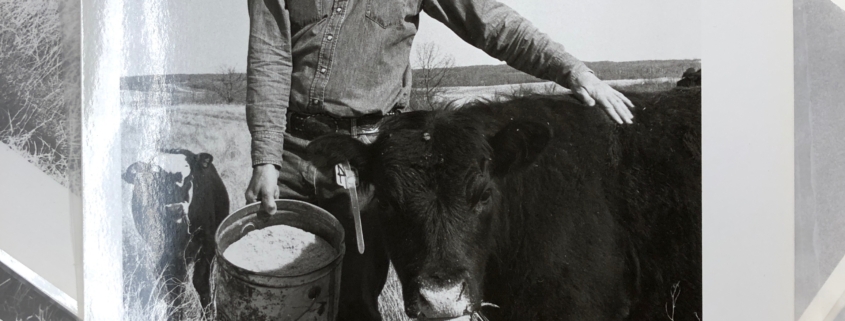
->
xmin=276 ymin=131 xmax=389 ymax=321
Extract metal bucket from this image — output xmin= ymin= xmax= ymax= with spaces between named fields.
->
xmin=213 ymin=199 xmax=345 ymax=321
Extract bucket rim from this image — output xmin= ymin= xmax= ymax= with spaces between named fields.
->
xmin=214 ymin=199 xmax=346 ymax=280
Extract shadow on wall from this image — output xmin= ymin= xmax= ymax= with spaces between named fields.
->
xmin=794 ymin=0 xmax=845 ymax=319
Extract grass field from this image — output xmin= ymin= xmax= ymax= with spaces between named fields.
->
xmin=119 ymin=102 xmax=413 ymax=321
xmin=120 ymin=103 xmax=251 ymax=321
xmin=119 ymin=76 xmax=684 ymax=320
xmin=438 ymin=78 xmax=679 ymax=105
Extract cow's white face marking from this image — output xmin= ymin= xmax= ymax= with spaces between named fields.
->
xmin=149 ymin=153 xmax=194 ymax=219
xmin=150 ymin=153 xmax=191 ymax=187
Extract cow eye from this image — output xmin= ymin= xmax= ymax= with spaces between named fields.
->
xmin=478 ymin=189 xmax=492 ymax=204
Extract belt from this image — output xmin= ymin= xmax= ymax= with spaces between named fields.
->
xmin=285 ymin=110 xmax=399 ymax=140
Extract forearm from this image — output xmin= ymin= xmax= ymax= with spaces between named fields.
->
xmin=246 ymin=0 xmax=292 ymax=167
xmin=423 ymin=0 xmax=592 ymax=89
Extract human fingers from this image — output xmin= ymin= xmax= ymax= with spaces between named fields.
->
xmin=261 ymin=185 xmax=277 ymax=215
xmin=245 ymin=185 xmax=257 ymax=204
xmin=596 ymin=95 xmax=623 ymax=124
xmin=616 ymin=90 xmax=635 ymax=109
xmin=600 ymin=87 xmax=633 ymax=123
xmin=615 ymin=98 xmax=634 ymax=124
xmin=609 ymin=94 xmax=634 ymax=123
xmin=574 ymin=87 xmax=596 ymax=107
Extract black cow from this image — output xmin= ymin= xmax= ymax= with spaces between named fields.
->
xmin=123 ymin=149 xmax=229 ymax=315
xmin=677 ymin=68 xmax=701 ymax=87
xmin=307 ymin=88 xmax=701 ymax=320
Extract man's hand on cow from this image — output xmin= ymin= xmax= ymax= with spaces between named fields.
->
xmin=571 ymin=71 xmax=635 ymax=124
xmin=245 ymin=163 xmax=280 ymax=215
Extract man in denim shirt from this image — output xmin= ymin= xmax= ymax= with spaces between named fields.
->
xmin=243 ymin=0 xmax=634 ymax=319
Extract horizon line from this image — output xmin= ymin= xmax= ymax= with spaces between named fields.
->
xmin=121 ymin=58 xmax=702 ymax=78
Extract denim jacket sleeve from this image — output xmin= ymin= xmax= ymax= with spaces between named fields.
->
xmin=422 ymin=0 xmax=593 ymax=89
xmin=246 ymin=0 xmax=292 ymax=167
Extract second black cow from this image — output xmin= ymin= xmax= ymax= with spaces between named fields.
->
xmin=123 ymin=149 xmax=229 ymax=315
xmin=308 ymin=88 xmax=701 ymax=320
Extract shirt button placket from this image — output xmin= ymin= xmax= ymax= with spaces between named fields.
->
xmin=310 ymin=0 xmax=346 ymax=110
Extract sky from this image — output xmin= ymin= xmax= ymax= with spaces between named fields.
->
xmin=122 ymin=0 xmax=700 ymax=76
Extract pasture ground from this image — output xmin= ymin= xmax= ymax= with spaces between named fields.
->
xmin=120 ymin=103 xmax=410 ymax=321
xmin=120 ymin=78 xmax=679 ymax=321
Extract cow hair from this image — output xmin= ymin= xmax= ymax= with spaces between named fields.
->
xmin=307 ymin=88 xmax=701 ymax=320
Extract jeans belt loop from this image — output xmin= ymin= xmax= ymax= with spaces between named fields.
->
xmin=351 ymin=118 xmax=358 ymax=137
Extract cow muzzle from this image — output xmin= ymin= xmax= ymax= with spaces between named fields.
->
xmin=413 ymin=280 xmax=471 ymax=319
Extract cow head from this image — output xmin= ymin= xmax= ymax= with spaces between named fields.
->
xmin=307 ymin=111 xmax=551 ymax=319
xmin=123 ymin=150 xmax=214 ymax=240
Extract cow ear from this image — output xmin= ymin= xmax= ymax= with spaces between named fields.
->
xmin=306 ymin=134 xmax=369 ymax=170
xmin=123 ymin=162 xmax=144 ymax=184
xmin=198 ymin=153 xmax=214 ymax=168
xmin=489 ymin=121 xmax=552 ymax=176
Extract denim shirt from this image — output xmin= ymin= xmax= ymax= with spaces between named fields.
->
xmin=246 ymin=0 xmax=593 ymax=167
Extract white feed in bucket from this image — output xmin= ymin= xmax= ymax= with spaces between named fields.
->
xmin=222 ymin=225 xmax=336 ymax=275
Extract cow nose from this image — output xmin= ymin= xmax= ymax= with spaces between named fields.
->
xmin=416 ymin=280 xmax=470 ymax=318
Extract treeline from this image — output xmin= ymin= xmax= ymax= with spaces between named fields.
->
xmin=422 ymin=59 xmax=701 ymax=87
xmin=121 ymin=59 xmax=701 ymax=91
xmin=120 ymin=59 xmax=700 ymax=105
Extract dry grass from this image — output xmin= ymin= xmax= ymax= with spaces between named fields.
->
xmin=121 ymin=103 xmax=249 ymax=321
xmin=433 ymin=78 xmax=679 ymax=107
xmin=0 ymin=0 xmax=81 ymax=193
xmin=611 ymin=78 xmax=680 ymax=93
xmin=123 ymin=258 xmax=214 ymax=321
xmin=120 ymin=102 xmax=414 ymax=320
xmin=0 ymin=274 xmax=77 ymax=321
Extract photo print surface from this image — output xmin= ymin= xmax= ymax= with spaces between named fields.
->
xmin=118 ymin=0 xmax=702 ymax=320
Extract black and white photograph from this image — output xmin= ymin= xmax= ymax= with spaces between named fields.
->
xmin=116 ymin=0 xmax=702 ymax=320
xmin=795 ymin=0 xmax=845 ymax=320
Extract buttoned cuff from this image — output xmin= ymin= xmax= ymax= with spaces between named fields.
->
xmin=251 ymin=131 xmax=285 ymax=167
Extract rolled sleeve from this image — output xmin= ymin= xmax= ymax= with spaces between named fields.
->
xmin=246 ymin=0 xmax=292 ymax=167
xmin=422 ymin=0 xmax=592 ymax=89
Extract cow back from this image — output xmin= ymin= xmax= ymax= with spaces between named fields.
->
xmin=456 ymin=88 xmax=701 ymax=320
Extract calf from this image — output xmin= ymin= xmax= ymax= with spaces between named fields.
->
xmin=307 ymin=88 xmax=701 ymax=320
xmin=123 ymin=149 xmax=229 ymax=314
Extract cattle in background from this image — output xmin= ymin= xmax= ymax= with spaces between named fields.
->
xmin=677 ymin=68 xmax=701 ymax=87
xmin=307 ymin=88 xmax=701 ymax=320
xmin=123 ymin=149 xmax=229 ymax=315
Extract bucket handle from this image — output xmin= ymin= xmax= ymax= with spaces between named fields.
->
xmin=291 ymin=285 xmax=323 ymax=320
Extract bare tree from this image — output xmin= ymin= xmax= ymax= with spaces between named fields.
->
xmin=411 ymin=42 xmax=455 ymax=110
xmin=209 ymin=65 xmax=246 ymax=104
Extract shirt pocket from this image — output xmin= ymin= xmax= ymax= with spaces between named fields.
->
xmin=287 ymin=0 xmax=329 ymax=30
xmin=365 ymin=0 xmax=404 ymax=29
